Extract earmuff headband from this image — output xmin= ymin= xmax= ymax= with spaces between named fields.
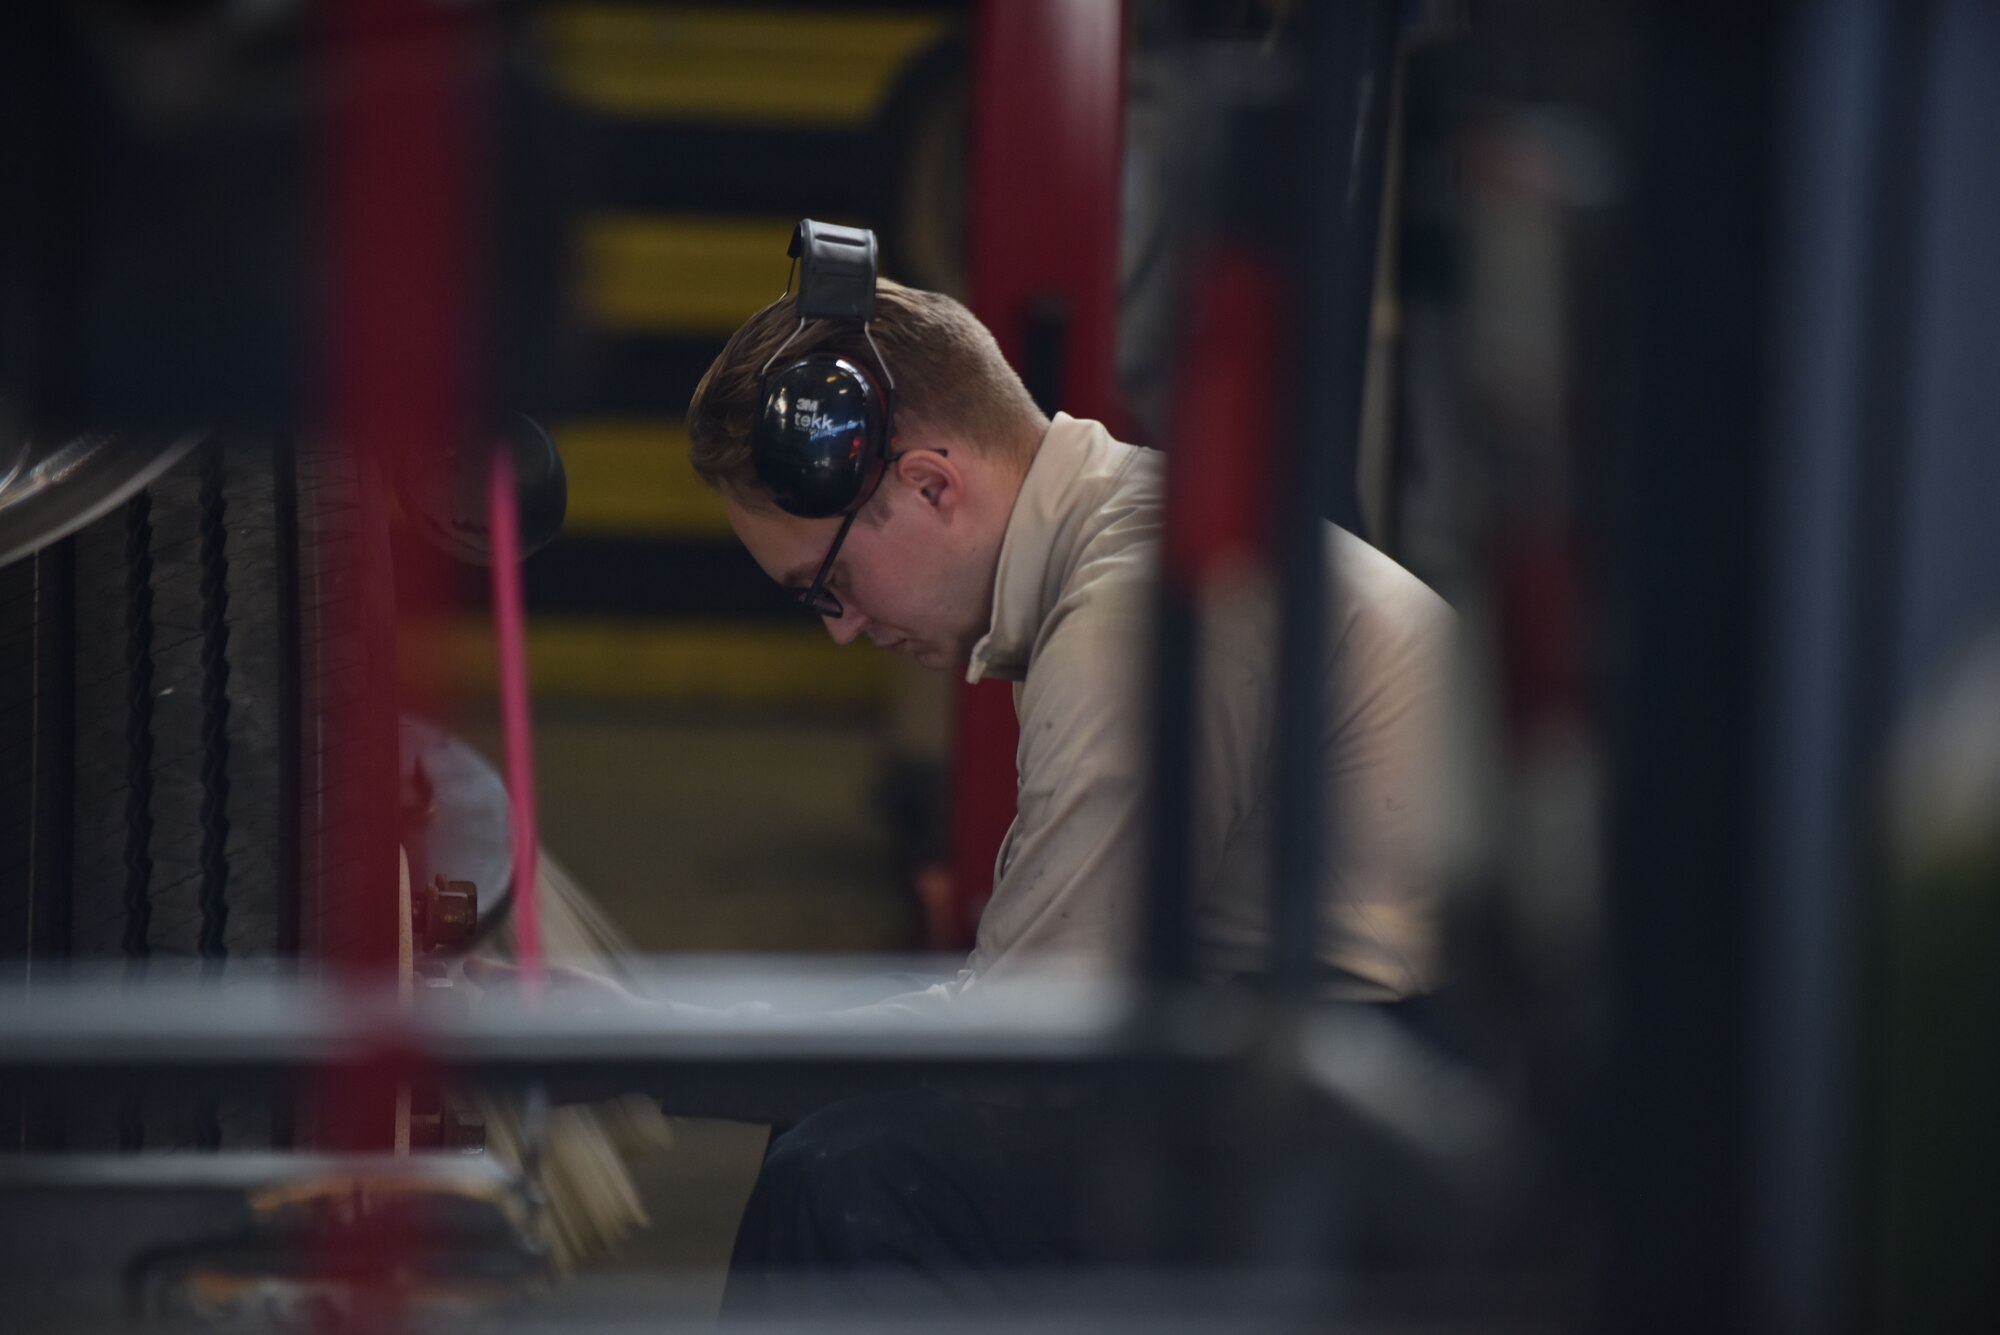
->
xmin=750 ymin=220 xmax=898 ymax=520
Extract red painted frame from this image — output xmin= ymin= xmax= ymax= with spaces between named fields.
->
xmin=955 ymin=0 xmax=1132 ymax=945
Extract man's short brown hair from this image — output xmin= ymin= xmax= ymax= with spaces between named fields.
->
xmin=686 ymin=279 xmax=1046 ymax=505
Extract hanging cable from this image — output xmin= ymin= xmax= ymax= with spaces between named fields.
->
xmin=487 ymin=444 xmax=553 ymax=1249
xmin=486 ymin=447 xmax=544 ymax=993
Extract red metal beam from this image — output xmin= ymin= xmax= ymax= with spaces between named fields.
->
xmin=956 ymin=0 xmax=1130 ymax=944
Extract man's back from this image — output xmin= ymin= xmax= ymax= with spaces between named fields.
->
xmin=964 ymin=414 xmax=1455 ymax=998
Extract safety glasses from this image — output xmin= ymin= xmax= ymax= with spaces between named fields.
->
xmin=791 ymin=446 xmax=947 ymax=620
xmin=795 ymin=506 xmax=861 ymax=620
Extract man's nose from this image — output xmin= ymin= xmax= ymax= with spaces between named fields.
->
xmin=823 ymin=606 xmax=868 ymax=646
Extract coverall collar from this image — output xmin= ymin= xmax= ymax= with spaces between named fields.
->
xmin=966 ymin=412 xmax=1139 ymax=685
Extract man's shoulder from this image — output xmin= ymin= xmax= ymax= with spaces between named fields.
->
xmin=1022 ymin=443 xmax=1163 ymax=643
xmin=1325 ymin=526 xmax=1456 ymax=649
xmin=1059 ymin=438 xmax=1165 ymax=567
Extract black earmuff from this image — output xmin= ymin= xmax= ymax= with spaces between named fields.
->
xmin=754 ymin=354 xmax=890 ymax=519
xmin=751 ymin=220 xmax=896 ymax=520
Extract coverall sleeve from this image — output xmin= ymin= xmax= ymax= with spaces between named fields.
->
xmin=961 ymin=588 xmax=1269 ymax=984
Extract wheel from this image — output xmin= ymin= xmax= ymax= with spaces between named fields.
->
xmin=0 ymin=431 xmax=400 ymax=1149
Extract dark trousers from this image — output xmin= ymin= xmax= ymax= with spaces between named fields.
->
xmin=720 ymin=1087 xmax=1116 ymax=1316
xmin=715 ymin=991 xmax=1470 ymax=1315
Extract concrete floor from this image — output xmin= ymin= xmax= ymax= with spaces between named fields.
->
xmin=460 ymin=706 xmax=919 ymax=1308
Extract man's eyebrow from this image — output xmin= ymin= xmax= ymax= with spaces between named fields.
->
xmin=779 ymin=561 xmax=818 ymax=589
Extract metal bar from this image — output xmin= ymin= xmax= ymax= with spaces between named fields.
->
xmin=1148 ymin=24 xmax=1292 ymax=986
xmin=1601 ymin=4 xmax=1782 ymax=1331
xmin=0 ymin=994 xmax=1536 ymax=1198
xmin=0 ymin=971 xmax=1353 ymax=1075
xmin=0 ymin=977 xmax=1136 ymax=1066
xmin=324 ymin=0 xmax=479 ymax=985
xmin=1271 ymin=0 xmax=1402 ymax=988
xmin=956 ymin=0 xmax=1131 ymax=947
xmin=0 ymin=1151 xmax=517 ymax=1194
xmin=1750 ymin=3 xmax=1937 ymax=1332
xmin=1144 ymin=592 xmax=1198 ymax=982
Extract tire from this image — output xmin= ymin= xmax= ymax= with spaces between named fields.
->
xmin=0 ymin=432 xmax=399 ymax=1149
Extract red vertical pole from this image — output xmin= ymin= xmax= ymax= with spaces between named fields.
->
xmin=955 ymin=0 xmax=1131 ymax=944
xmin=321 ymin=0 xmax=484 ymax=1167
xmin=326 ymin=0 xmax=477 ymax=985
xmin=968 ymin=0 xmax=1130 ymax=431
xmin=315 ymin=0 xmax=488 ymax=1313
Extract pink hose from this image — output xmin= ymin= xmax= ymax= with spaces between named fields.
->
xmin=487 ymin=448 xmax=544 ymax=994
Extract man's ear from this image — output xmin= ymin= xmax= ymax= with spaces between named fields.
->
xmin=895 ymin=449 xmax=963 ymax=514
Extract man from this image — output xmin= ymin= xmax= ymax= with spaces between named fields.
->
xmin=680 ymin=279 xmax=1457 ymax=1304
xmin=689 ymin=279 xmax=1452 ymax=1002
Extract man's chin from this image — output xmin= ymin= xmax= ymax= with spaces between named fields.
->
xmin=912 ymin=645 xmax=967 ymax=673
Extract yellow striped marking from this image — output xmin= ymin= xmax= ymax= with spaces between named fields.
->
xmin=558 ymin=420 xmax=734 ymax=537
xmin=411 ymin=617 xmax=894 ymax=709
xmin=580 ymin=214 xmax=864 ymax=333
xmin=539 ymin=5 xmax=953 ymax=127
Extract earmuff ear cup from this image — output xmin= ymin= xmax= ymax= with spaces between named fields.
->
xmin=752 ymin=355 xmax=891 ymax=518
